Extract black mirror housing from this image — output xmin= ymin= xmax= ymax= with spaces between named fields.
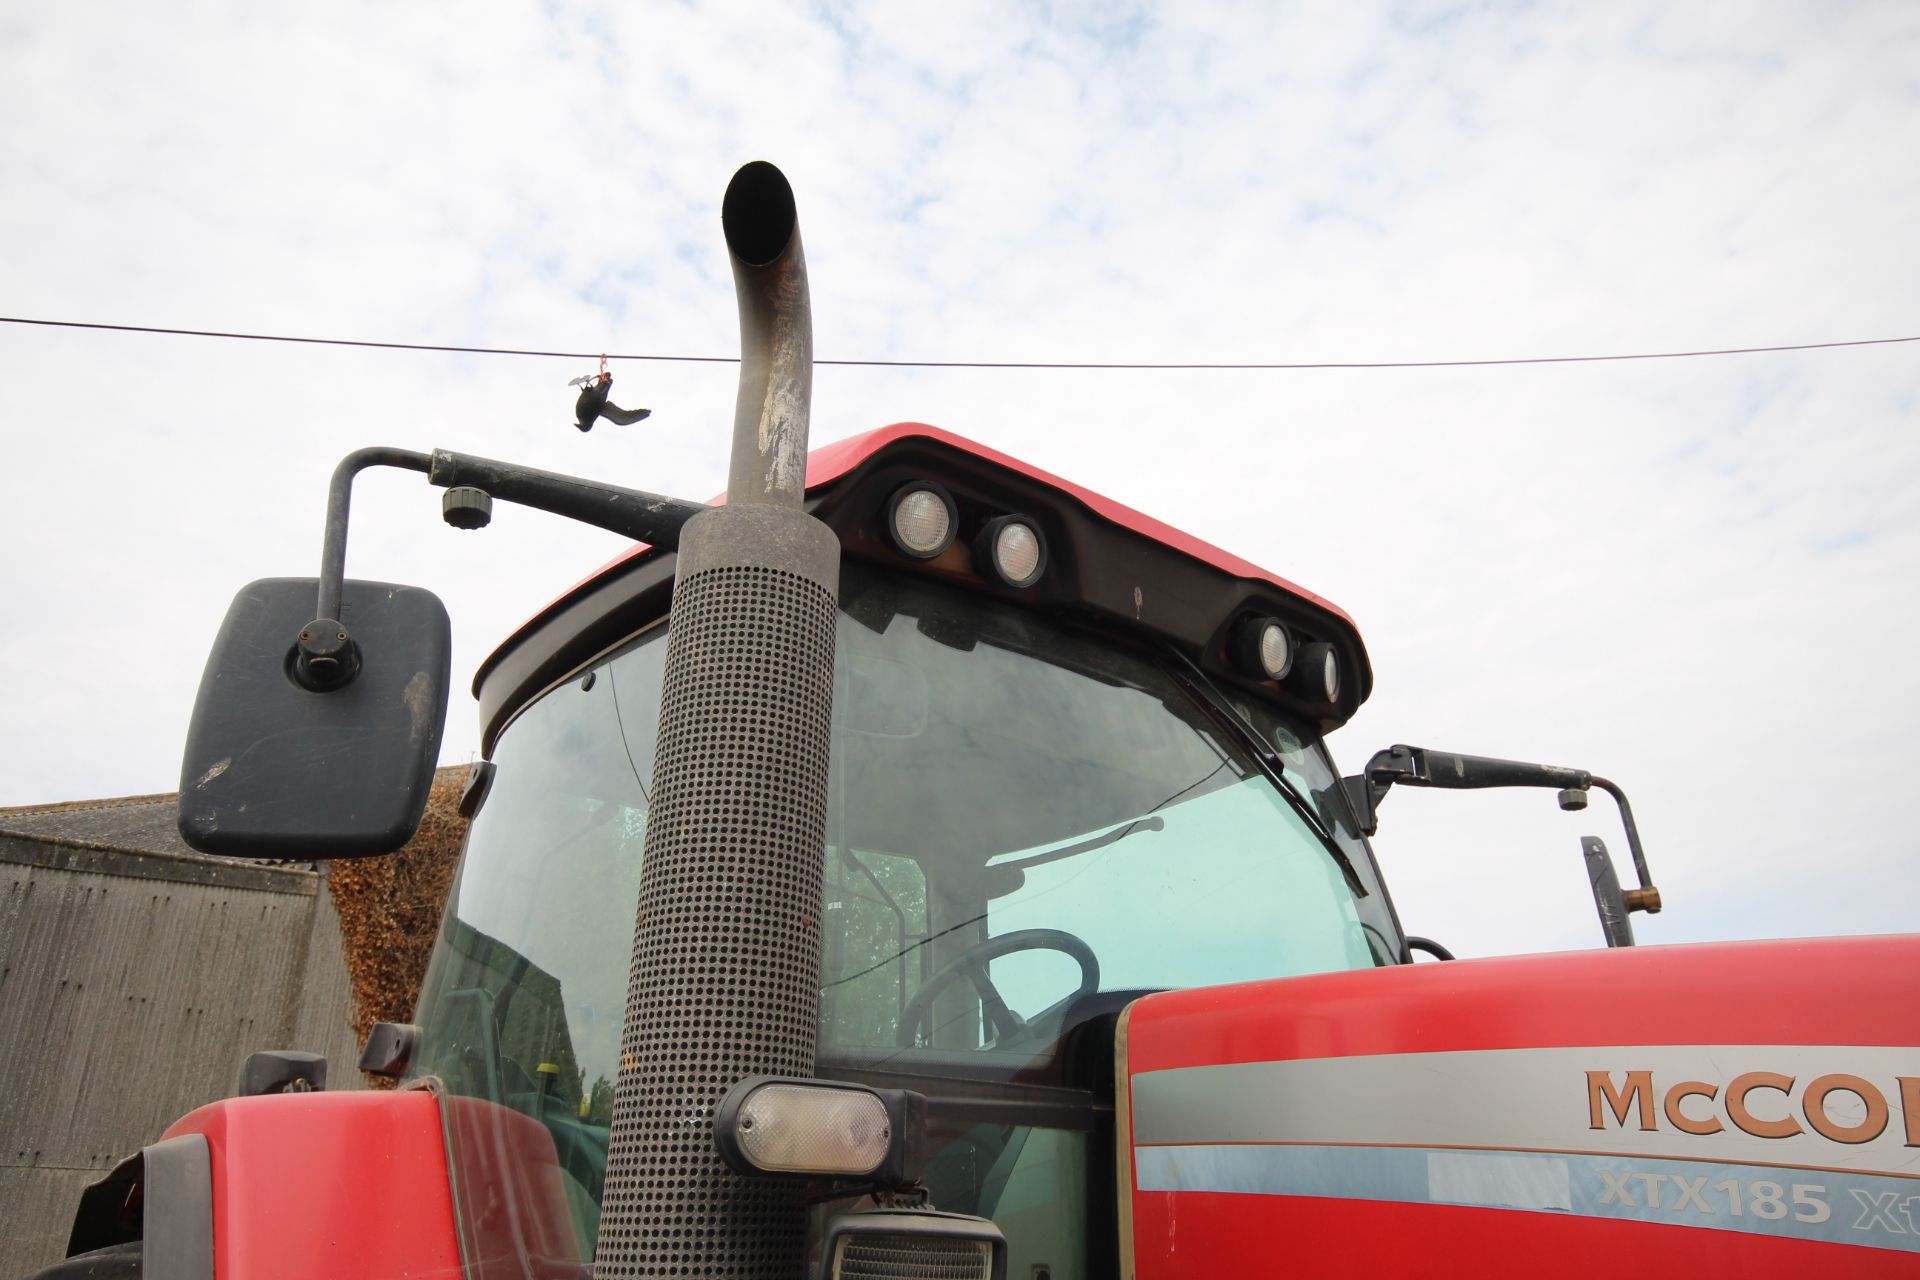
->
xmin=178 ymin=577 xmax=451 ymax=859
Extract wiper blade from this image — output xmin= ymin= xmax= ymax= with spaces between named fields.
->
xmin=1158 ymin=646 xmax=1367 ymax=898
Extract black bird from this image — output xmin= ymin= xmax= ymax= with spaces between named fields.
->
xmin=572 ymin=373 xmax=651 ymax=432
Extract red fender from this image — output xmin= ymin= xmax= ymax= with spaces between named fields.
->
xmin=159 ymin=1089 xmax=585 ymax=1278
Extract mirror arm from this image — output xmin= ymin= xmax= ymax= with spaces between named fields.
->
xmin=1343 ymin=756 xmax=1401 ymax=838
xmin=1349 ymin=744 xmax=1590 ymax=832
xmin=1588 ymin=776 xmax=1660 ymax=914
xmin=1345 ymin=743 xmax=1467 ymax=838
xmin=1344 ymin=744 xmax=1665 ymax=917
xmin=296 ymin=448 xmax=433 ymax=691
xmin=1374 ymin=744 xmax=1591 ymax=793
xmin=425 ymin=449 xmax=709 ymax=548
xmin=296 ymin=446 xmax=711 ymax=693
xmin=315 ymin=448 xmax=433 ymax=625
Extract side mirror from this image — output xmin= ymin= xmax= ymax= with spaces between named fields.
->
xmin=178 ymin=577 xmax=451 ymax=859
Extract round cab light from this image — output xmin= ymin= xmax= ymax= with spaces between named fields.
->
xmin=885 ymin=483 xmax=957 ymax=559
xmin=976 ymin=516 xmax=1047 ymax=589
xmin=1290 ymin=641 xmax=1341 ymax=704
xmin=1231 ymin=616 xmax=1293 ymax=681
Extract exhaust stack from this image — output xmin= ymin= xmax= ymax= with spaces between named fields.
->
xmin=722 ymin=159 xmax=814 ymax=508
xmin=595 ymin=162 xmax=840 ymax=1279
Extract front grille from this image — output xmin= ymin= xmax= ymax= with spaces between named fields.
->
xmin=833 ymin=1234 xmax=993 ymax=1280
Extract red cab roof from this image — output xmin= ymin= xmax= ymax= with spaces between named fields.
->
xmin=530 ymin=422 xmax=1353 ymax=631
xmin=806 ymin=424 xmax=1355 ymax=626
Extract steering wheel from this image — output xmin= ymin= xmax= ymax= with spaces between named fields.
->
xmin=895 ymin=928 xmax=1099 ymax=1048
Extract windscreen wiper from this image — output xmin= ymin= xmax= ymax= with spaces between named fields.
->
xmin=1158 ymin=646 xmax=1367 ymax=897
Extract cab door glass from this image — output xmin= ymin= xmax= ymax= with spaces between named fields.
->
xmin=821 ymin=847 xmax=928 ymax=1047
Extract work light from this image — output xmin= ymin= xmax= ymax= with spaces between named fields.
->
xmin=885 ymin=482 xmax=957 ymax=559
xmin=715 ymin=1076 xmax=927 ymax=1186
xmin=975 ymin=516 xmax=1046 ymax=589
xmin=1291 ymin=641 xmax=1340 ymax=703
xmin=1231 ymin=615 xmax=1293 ymax=681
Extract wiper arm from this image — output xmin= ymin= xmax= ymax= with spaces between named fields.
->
xmin=1268 ymin=765 xmax=1367 ymax=897
xmin=1158 ymin=645 xmax=1367 ymax=898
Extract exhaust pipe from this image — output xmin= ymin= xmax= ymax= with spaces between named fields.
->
xmin=595 ymin=163 xmax=839 ymax=1279
xmin=722 ymin=159 xmax=813 ymax=508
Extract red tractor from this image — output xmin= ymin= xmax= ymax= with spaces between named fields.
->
xmin=37 ymin=163 xmax=1917 ymax=1279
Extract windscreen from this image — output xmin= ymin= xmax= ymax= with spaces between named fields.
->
xmin=818 ymin=569 xmax=1389 ymax=1066
xmin=408 ymin=562 xmax=1394 ymax=1254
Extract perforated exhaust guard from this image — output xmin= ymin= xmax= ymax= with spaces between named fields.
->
xmin=594 ymin=163 xmax=838 ymax=1279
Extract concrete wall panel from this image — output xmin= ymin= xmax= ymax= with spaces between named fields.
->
xmin=0 ymin=836 xmax=361 ymax=1276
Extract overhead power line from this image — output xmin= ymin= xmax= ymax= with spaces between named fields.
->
xmin=1 ymin=314 xmax=1914 ymax=371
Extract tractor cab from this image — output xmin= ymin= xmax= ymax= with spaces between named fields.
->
xmin=404 ymin=424 xmax=1404 ymax=1271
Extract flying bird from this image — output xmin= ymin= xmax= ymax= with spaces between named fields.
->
xmin=570 ymin=372 xmax=651 ymax=432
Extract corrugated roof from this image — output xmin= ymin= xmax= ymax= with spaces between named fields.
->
xmin=0 ymin=765 xmax=473 ymax=869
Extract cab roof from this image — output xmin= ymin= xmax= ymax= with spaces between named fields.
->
xmin=474 ymin=423 xmax=1371 ymax=751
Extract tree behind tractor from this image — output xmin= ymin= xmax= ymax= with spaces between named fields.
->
xmin=31 ymin=164 xmax=1918 ymax=1279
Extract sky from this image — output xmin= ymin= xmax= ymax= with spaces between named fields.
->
xmin=1 ymin=1 xmax=1915 ymax=960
